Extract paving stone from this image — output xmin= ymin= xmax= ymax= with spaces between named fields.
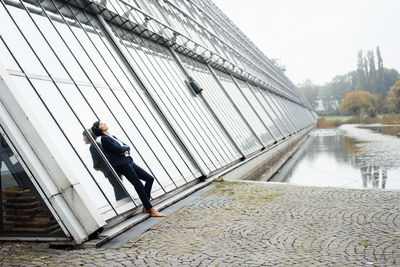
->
xmin=1 ymin=181 xmax=400 ymax=265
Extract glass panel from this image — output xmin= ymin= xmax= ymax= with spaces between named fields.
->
xmin=214 ymin=69 xmax=272 ymax=145
xmin=149 ymin=45 xmax=228 ymax=167
xmin=269 ymin=93 xmax=296 ymax=133
xmin=180 ymin=55 xmax=260 ymax=155
xmin=106 ymin=0 xmax=151 ymax=30
xmin=241 ymin=82 xmax=284 ymax=139
xmin=136 ymin=0 xmax=168 ymax=26
xmin=280 ymin=98 xmax=301 ymax=131
xmin=176 ymin=56 xmax=239 ymax=162
xmin=234 ymin=78 xmax=276 ymax=144
xmin=8 ymin=2 xmax=75 ymax=81
xmin=0 ymin=2 xmax=59 ymax=77
xmin=0 ymin=37 xmax=19 ymax=72
xmin=290 ymin=103 xmax=303 ymax=128
xmin=283 ymin=101 xmax=296 ymax=128
xmin=281 ymin=99 xmax=299 ymax=130
xmin=253 ymin=87 xmax=287 ymax=139
xmin=299 ymin=106 xmax=308 ymax=127
xmin=262 ymin=90 xmax=292 ymax=136
xmin=0 ymin=132 xmax=65 ymax=237
xmin=264 ymin=91 xmax=292 ymax=134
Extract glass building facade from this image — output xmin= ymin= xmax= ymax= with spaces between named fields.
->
xmin=0 ymin=0 xmax=317 ymax=243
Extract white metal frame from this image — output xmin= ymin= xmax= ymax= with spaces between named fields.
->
xmin=0 ymin=60 xmax=105 ymax=244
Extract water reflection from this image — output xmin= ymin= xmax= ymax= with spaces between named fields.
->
xmin=269 ymin=125 xmax=400 ymax=190
xmin=360 ymin=166 xmax=387 ymax=189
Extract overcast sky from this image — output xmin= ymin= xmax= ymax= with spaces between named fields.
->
xmin=212 ymin=0 xmax=400 ymax=86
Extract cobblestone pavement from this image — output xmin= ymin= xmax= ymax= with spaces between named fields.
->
xmin=1 ymin=181 xmax=400 ymax=266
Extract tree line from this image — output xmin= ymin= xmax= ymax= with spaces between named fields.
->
xmin=299 ymin=46 xmax=399 ymax=116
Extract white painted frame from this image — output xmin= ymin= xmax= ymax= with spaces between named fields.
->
xmin=0 ymin=60 xmax=105 ymax=244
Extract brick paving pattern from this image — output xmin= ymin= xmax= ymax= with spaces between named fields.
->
xmin=1 ymin=181 xmax=400 ymax=266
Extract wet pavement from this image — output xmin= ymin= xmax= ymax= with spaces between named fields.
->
xmin=1 ymin=180 xmax=400 ymax=266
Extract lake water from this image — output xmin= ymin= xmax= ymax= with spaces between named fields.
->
xmin=268 ymin=124 xmax=400 ymax=190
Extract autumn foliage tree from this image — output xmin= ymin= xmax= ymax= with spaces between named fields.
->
xmin=386 ymin=75 xmax=400 ymax=113
xmin=339 ymin=91 xmax=377 ymax=118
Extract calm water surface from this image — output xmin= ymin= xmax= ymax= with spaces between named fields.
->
xmin=269 ymin=124 xmax=400 ymax=190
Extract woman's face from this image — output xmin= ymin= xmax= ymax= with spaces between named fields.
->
xmin=98 ymin=121 xmax=108 ymax=133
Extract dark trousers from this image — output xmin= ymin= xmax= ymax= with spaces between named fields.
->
xmin=115 ymin=161 xmax=154 ymax=210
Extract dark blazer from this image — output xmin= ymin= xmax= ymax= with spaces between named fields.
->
xmin=101 ymin=135 xmax=132 ymax=167
xmin=89 ymin=144 xmax=105 ymax=170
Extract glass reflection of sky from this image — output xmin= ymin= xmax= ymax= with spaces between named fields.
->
xmin=269 ymin=126 xmax=400 ymax=190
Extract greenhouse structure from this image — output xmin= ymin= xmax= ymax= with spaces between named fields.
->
xmin=0 ymin=0 xmax=317 ymax=244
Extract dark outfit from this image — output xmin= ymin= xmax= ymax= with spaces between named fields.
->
xmin=88 ymin=144 xmax=126 ymax=201
xmin=101 ymin=135 xmax=154 ymax=210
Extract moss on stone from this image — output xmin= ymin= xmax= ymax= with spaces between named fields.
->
xmin=205 ymin=181 xmax=283 ymax=204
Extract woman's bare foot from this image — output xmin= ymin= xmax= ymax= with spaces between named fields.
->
xmin=142 ymin=207 xmax=150 ymax=213
xmin=149 ymin=208 xmax=166 ymax=217
xmin=142 ymin=207 xmax=166 ymax=217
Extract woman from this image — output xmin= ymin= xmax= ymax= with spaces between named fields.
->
xmin=91 ymin=121 xmax=166 ymax=217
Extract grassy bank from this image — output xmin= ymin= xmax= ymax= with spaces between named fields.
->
xmin=317 ymin=114 xmax=400 ymax=128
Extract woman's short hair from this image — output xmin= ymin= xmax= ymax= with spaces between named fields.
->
xmin=91 ymin=121 xmax=103 ymax=137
